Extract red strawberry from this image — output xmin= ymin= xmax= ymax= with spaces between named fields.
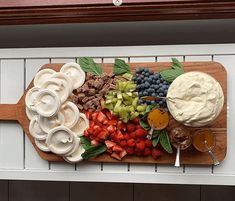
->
xmin=127 ymin=123 xmax=136 ymax=132
xmin=152 ymin=148 xmax=162 ymax=159
xmin=97 ymin=111 xmax=107 ymax=123
xmin=119 ymin=140 xmax=127 ymax=147
xmin=136 ymin=141 xmax=145 ymax=151
xmin=111 ymin=152 xmax=121 ymax=160
xmin=91 ymin=112 xmax=98 ymax=121
xmin=87 ymin=128 xmax=93 ymax=135
xmin=107 ymin=125 xmax=116 ymax=133
xmin=107 ymin=120 xmax=118 ymax=126
xmin=127 ymin=139 xmax=135 ymax=147
xmin=105 ymin=140 xmax=116 ymax=149
xmin=145 ymin=139 xmax=152 ymax=147
xmin=98 ymin=131 xmax=109 ymax=140
xmin=126 ymin=147 xmax=134 ymax=155
xmin=84 ymin=129 xmax=89 ymax=137
xmin=116 ymin=130 xmax=124 ymax=140
xmin=112 ymin=145 xmax=123 ymax=152
xmin=117 ymin=121 xmax=126 ymax=131
xmin=144 ymin=148 xmax=152 ymax=156
xmin=85 ymin=111 xmax=92 ymax=119
xmin=120 ymin=150 xmax=127 ymax=158
xmin=106 ymin=111 xmax=114 ymax=120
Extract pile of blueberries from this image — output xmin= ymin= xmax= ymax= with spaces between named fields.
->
xmin=132 ymin=68 xmax=170 ymax=107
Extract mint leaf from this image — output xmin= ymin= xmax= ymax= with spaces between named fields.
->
xmin=152 ymin=130 xmax=162 ymax=138
xmin=159 ymin=58 xmax=184 ymax=82
xmin=139 ymin=119 xmax=151 ymax=130
xmin=113 ymin=59 xmax=130 ymax=75
xmin=79 ymin=57 xmax=103 ymax=75
xmin=160 ymin=130 xmax=173 ymax=154
xmin=80 ymin=136 xmax=92 ymax=150
xmin=152 ymin=135 xmax=160 ymax=147
xmin=81 ymin=144 xmax=107 ymax=160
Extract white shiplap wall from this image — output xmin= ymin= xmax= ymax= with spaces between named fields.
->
xmin=0 ymin=44 xmax=234 ymax=185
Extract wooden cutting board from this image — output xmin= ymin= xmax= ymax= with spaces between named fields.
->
xmin=0 ymin=61 xmax=227 ymax=165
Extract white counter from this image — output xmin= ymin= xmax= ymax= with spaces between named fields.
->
xmin=0 ymin=44 xmax=234 ymax=185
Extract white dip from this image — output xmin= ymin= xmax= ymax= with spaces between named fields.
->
xmin=166 ymin=71 xmax=224 ymax=127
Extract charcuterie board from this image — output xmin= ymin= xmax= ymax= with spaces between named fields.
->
xmin=0 ymin=61 xmax=227 ymax=165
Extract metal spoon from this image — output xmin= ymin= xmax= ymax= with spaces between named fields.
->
xmin=204 ymin=140 xmax=220 ymax=166
xmin=147 ymin=124 xmax=154 ymax=140
xmin=174 ymin=145 xmax=180 ymax=167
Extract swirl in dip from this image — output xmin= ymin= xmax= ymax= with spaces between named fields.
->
xmin=166 ymin=72 xmax=224 ymax=127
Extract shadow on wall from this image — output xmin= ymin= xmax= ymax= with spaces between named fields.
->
xmin=0 ymin=19 xmax=235 ymax=48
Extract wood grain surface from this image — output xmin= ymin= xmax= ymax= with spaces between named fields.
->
xmin=0 ymin=1 xmax=235 ymax=25
xmin=0 ymin=61 xmax=227 ymax=165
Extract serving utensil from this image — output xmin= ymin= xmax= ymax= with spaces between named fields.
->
xmin=204 ymin=140 xmax=220 ymax=166
xmin=175 ymin=145 xmax=181 ymax=167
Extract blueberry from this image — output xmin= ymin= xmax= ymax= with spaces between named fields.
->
xmin=164 ymin=90 xmax=168 ymax=94
xmin=138 ymin=99 xmax=143 ymax=104
xmin=138 ymin=91 xmax=143 ymax=96
xmin=144 ymin=68 xmax=149 ymax=72
xmin=159 ymin=87 xmax=164 ymax=92
xmin=141 ymin=71 xmax=145 ymax=75
xmin=154 ymin=85 xmax=159 ymax=89
xmin=152 ymin=93 xmax=156 ymax=97
xmin=159 ymin=93 xmax=164 ymax=97
xmin=145 ymin=82 xmax=150 ymax=88
xmin=150 ymin=71 xmax=154 ymax=75
xmin=159 ymin=83 xmax=163 ymax=87
xmin=163 ymin=81 xmax=168 ymax=85
xmin=154 ymin=73 xmax=160 ymax=78
xmin=156 ymin=89 xmax=160 ymax=93
xmin=151 ymin=100 xmax=155 ymax=104
xmin=143 ymin=91 xmax=148 ymax=96
xmin=156 ymin=80 xmax=160 ymax=84
xmin=159 ymin=101 xmax=163 ymax=105
xmin=146 ymin=100 xmax=151 ymax=104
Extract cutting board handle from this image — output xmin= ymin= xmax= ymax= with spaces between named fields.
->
xmin=0 ymin=104 xmax=18 ymax=121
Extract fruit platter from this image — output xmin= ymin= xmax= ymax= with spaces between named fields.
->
xmin=0 ymin=58 xmax=227 ymax=165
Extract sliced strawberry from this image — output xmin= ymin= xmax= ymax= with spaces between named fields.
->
xmin=97 ymin=111 xmax=107 ymax=123
xmin=116 ymin=130 xmax=124 ymax=141
xmin=107 ymin=120 xmax=118 ymax=126
xmin=127 ymin=123 xmax=136 ymax=132
xmin=107 ymin=125 xmax=116 ymax=133
xmin=87 ymin=128 xmax=93 ymax=135
xmin=136 ymin=141 xmax=145 ymax=151
xmin=91 ymin=139 xmax=99 ymax=146
xmin=126 ymin=147 xmax=134 ymax=155
xmin=89 ymin=121 xmax=95 ymax=128
xmin=152 ymin=148 xmax=162 ymax=159
xmin=103 ymin=119 xmax=109 ymax=125
xmin=105 ymin=111 xmax=114 ymax=120
xmin=145 ymin=139 xmax=152 ymax=147
xmin=85 ymin=111 xmax=92 ymax=119
xmin=113 ymin=144 xmax=123 ymax=152
xmin=84 ymin=129 xmax=89 ymax=137
xmin=117 ymin=121 xmax=126 ymax=131
xmin=127 ymin=139 xmax=135 ymax=147
xmin=91 ymin=112 xmax=99 ymax=121
xmin=105 ymin=140 xmax=116 ymax=149
xmin=111 ymin=152 xmax=121 ymax=160
xmin=98 ymin=130 xmax=109 ymax=140
xmin=120 ymin=150 xmax=127 ymax=158
xmin=143 ymin=148 xmax=152 ymax=156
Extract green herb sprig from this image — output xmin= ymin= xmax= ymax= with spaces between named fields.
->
xmin=113 ymin=58 xmax=131 ymax=75
xmin=159 ymin=58 xmax=184 ymax=82
xmin=79 ymin=57 xmax=103 ymax=76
